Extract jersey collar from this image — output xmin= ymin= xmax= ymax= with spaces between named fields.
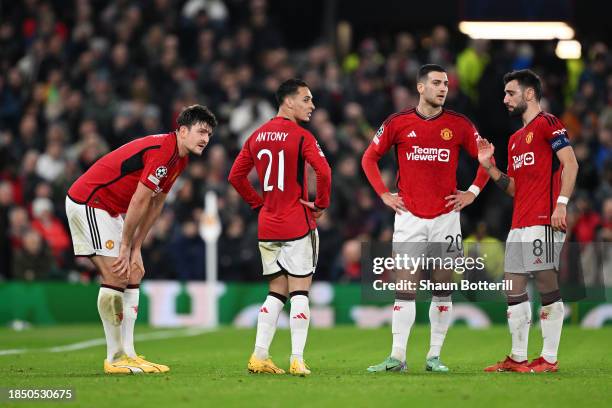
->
xmin=415 ymin=107 xmax=444 ymax=121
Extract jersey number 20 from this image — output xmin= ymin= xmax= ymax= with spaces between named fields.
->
xmin=257 ymin=149 xmax=285 ymax=191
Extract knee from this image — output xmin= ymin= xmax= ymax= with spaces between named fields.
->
xmin=101 ymin=269 xmax=128 ymax=288
xmin=109 ymin=275 xmax=129 ymax=288
xmin=130 ymin=264 xmax=145 ymax=283
xmin=506 ymin=291 xmax=529 ymax=305
xmin=540 ymin=289 xmax=562 ymax=306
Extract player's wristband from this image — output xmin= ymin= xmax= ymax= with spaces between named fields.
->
xmin=467 ymin=185 xmax=481 ymax=197
xmin=556 ymin=196 xmax=569 ymax=205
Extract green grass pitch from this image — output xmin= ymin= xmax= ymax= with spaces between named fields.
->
xmin=1 ymin=325 xmax=610 ymax=407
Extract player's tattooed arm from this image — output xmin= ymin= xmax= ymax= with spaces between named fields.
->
xmin=495 ymin=172 xmax=511 ymax=191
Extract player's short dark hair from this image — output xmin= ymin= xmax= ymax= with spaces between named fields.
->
xmin=176 ymin=104 xmax=218 ymax=130
xmin=275 ymin=78 xmax=309 ymax=106
xmin=417 ymin=64 xmax=447 ymax=83
xmin=503 ymin=69 xmax=542 ymax=101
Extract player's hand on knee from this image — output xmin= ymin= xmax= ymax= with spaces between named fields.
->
xmin=381 ymin=192 xmax=406 ymax=215
xmin=550 ymin=204 xmax=567 ymax=231
xmin=112 ymin=244 xmax=131 ymax=279
xmin=129 ymin=249 xmax=146 ymax=281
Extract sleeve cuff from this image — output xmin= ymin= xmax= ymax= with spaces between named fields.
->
xmin=467 ymin=185 xmax=481 ymax=197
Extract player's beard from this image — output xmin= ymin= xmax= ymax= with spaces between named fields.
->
xmin=508 ymin=100 xmax=527 ymax=117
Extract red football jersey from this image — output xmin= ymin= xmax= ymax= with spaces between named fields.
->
xmin=228 ymin=117 xmax=332 ymax=241
xmin=507 ymin=112 xmax=569 ymax=229
xmin=68 ymin=132 xmax=188 ymax=216
xmin=362 ymin=108 xmax=490 ymax=219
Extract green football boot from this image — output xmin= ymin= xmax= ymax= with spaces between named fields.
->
xmin=425 ymin=356 xmax=449 ymax=372
xmin=367 ymin=356 xmax=406 ymax=373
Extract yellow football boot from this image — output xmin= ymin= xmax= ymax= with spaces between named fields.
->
xmin=247 ymin=353 xmax=285 ymax=374
xmin=289 ymin=357 xmax=311 ymax=376
xmin=104 ymin=358 xmax=144 ymax=374
xmin=132 ymin=355 xmax=170 ymax=373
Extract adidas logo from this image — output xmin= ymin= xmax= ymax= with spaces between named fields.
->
xmin=437 ymin=305 xmax=449 ymax=312
xmin=540 ymin=311 xmax=549 ymax=320
xmin=534 ymin=258 xmax=543 ymax=264
xmin=260 ymin=307 xmax=269 ymax=313
xmin=393 ymin=305 xmax=402 ymax=311
xmin=407 ymin=130 xmax=417 ymax=138
xmin=292 ymin=313 xmax=308 ymax=320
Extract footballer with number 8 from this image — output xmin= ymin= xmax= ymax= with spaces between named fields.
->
xmin=229 ymin=79 xmax=332 ymax=376
xmin=478 ymin=69 xmax=578 ymax=373
xmin=66 ymin=105 xmax=217 ymax=374
xmin=362 ymin=64 xmax=492 ymax=373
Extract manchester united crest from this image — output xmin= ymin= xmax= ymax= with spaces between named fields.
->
xmin=105 ymin=240 xmax=114 ymax=250
xmin=440 ymin=128 xmax=453 ymax=141
xmin=525 ymin=132 xmax=534 ymax=144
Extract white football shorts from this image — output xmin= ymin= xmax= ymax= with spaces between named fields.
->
xmin=258 ymin=229 xmax=319 ymax=277
xmin=392 ymin=209 xmax=463 ymax=260
xmin=505 ymin=225 xmax=565 ymax=273
xmin=65 ymin=196 xmax=123 ymax=257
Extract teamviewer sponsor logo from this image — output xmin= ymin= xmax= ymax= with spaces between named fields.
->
xmin=512 ymin=152 xmax=535 ymax=170
xmin=406 ymin=146 xmax=450 ymax=162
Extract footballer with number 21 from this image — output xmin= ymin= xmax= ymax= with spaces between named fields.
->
xmin=229 ymin=79 xmax=332 ymax=376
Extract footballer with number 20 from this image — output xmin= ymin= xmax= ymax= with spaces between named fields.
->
xmin=362 ymin=64 xmax=492 ymax=373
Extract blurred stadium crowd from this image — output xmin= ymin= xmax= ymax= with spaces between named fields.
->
xmin=0 ymin=0 xmax=610 ymax=283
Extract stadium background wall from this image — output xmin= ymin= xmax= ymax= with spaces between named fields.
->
xmin=1 ymin=281 xmax=611 ymax=328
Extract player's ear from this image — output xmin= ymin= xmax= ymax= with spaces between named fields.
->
xmin=416 ymin=82 xmax=425 ymax=94
xmin=285 ymin=95 xmax=294 ymax=109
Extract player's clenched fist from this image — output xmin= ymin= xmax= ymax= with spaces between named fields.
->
xmin=381 ymin=192 xmax=407 ymax=215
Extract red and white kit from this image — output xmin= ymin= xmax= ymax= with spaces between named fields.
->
xmin=504 ymin=112 xmax=570 ymax=273
xmin=66 ymin=133 xmax=187 ymax=256
xmin=229 ymin=117 xmax=331 ymax=276
xmin=362 ymin=108 xmax=490 ymax=257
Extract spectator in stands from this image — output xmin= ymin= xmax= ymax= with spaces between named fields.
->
xmin=0 ymin=1 xmax=610 ymax=281
xmin=0 ymin=181 xmax=13 ymax=278
xmin=30 ymin=197 xmax=70 ymax=266
xmin=12 ymin=229 xmax=57 ymax=280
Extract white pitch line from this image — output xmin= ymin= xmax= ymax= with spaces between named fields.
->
xmin=0 ymin=327 xmax=212 ymax=356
